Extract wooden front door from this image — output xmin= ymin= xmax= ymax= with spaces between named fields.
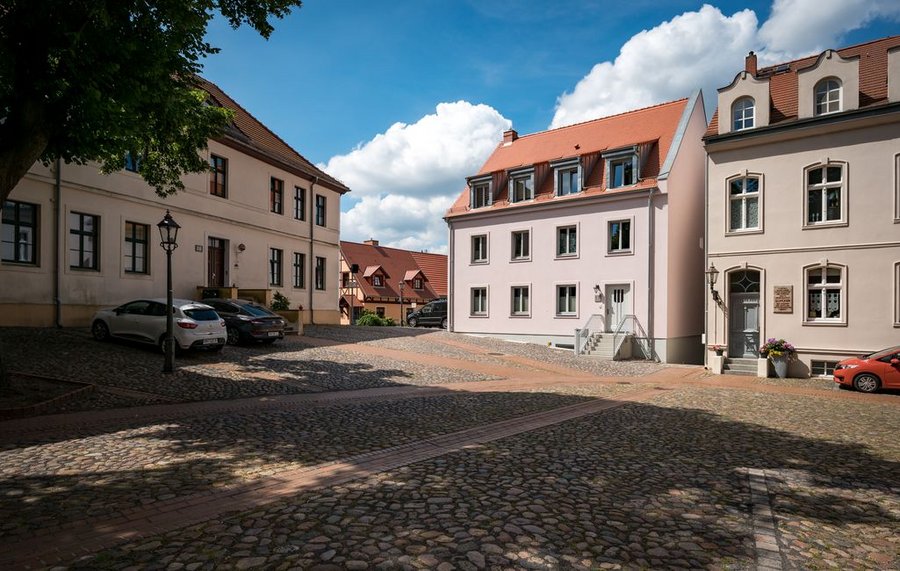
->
xmin=728 ymin=270 xmax=760 ymax=358
xmin=207 ymin=237 xmax=226 ymax=287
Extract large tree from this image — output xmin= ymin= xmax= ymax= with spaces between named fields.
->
xmin=0 ymin=0 xmax=301 ymax=387
xmin=0 ymin=0 xmax=302 ymax=203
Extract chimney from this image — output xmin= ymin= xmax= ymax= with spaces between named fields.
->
xmin=745 ymin=51 xmax=757 ymax=76
xmin=502 ymin=129 xmax=518 ymax=145
xmin=363 ymin=238 xmax=379 ymax=246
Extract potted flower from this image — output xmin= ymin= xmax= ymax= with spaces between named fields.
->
xmin=759 ymin=338 xmax=796 ymax=378
xmin=709 ymin=344 xmax=725 ymax=357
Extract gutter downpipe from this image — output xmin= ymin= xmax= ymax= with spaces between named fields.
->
xmin=704 ymin=147 xmax=710 ymax=371
xmin=647 ymin=186 xmax=656 ymax=361
xmin=54 ymin=159 xmax=62 ymax=328
xmin=309 ymin=176 xmax=319 ymax=326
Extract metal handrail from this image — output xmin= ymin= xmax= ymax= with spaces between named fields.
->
xmin=611 ymin=314 xmax=657 ymax=361
xmin=574 ymin=314 xmax=603 ymax=355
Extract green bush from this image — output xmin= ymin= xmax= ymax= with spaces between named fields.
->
xmin=355 ymin=309 xmax=396 ymax=326
xmin=271 ymin=291 xmax=290 ymax=311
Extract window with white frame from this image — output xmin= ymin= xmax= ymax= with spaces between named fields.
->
xmin=556 ymin=284 xmax=577 ymax=316
xmin=608 ymin=156 xmax=636 ymax=188
xmin=413 ymin=277 xmax=423 ymax=289
xmin=511 ymin=230 xmax=530 ymax=261
xmin=557 ymin=225 xmax=577 ymax=257
xmin=372 ymin=275 xmax=383 ymax=287
xmin=510 ymin=172 xmax=534 ymax=203
xmin=815 ymin=78 xmax=842 ymax=115
xmin=806 ymin=265 xmax=844 ymax=322
xmin=732 ymin=97 xmax=755 ymax=131
xmin=556 ymin=164 xmax=580 ymax=196
xmin=608 ymin=220 xmax=632 ymax=253
xmin=806 ymin=164 xmax=844 ymax=225
xmin=471 ymin=287 xmax=488 ymax=316
xmin=471 ymin=180 xmax=491 ymax=209
xmin=729 ymin=176 xmax=761 ymax=231
xmin=810 ymin=360 xmax=839 ymax=377
xmin=895 ymin=262 xmax=900 ymax=325
xmin=511 ymin=286 xmax=529 ymax=316
xmin=471 ymin=234 xmax=488 ymax=263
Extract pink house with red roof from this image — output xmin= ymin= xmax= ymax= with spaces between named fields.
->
xmin=445 ymin=93 xmax=708 ymax=363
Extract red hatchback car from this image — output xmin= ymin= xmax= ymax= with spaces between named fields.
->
xmin=833 ymin=345 xmax=900 ymax=393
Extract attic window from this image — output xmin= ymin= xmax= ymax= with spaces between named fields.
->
xmin=552 ymin=158 xmax=581 ymax=196
xmin=470 ymin=178 xmax=491 ymax=209
xmin=732 ymin=97 xmax=755 ymax=131
xmin=413 ymin=277 xmax=423 ymax=289
xmin=815 ymin=78 xmax=842 ymax=115
xmin=508 ymin=168 xmax=534 ymax=203
xmin=372 ymin=275 xmax=383 ymax=287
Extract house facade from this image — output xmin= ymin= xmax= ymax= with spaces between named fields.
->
xmin=445 ymin=93 xmax=708 ymax=363
xmin=704 ymin=36 xmax=900 ymax=377
xmin=339 ymin=239 xmax=446 ymax=324
xmin=0 ymin=78 xmax=349 ymax=327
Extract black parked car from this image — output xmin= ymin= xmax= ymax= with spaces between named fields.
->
xmin=406 ymin=299 xmax=447 ymax=329
xmin=202 ymin=298 xmax=286 ymax=345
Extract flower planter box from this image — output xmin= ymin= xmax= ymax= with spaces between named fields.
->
xmin=275 ymin=309 xmax=303 ymax=335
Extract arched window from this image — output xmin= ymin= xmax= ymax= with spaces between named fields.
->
xmin=732 ymin=97 xmax=755 ymax=131
xmin=815 ymin=78 xmax=841 ymax=115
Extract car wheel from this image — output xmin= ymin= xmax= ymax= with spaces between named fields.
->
xmin=91 ymin=321 xmax=110 ymax=341
xmin=853 ymin=373 xmax=881 ymax=393
xmin=226 ymin=327 xmax=240 ymax=345
xmin=408 ymin=317 xmax=418 ymax=328
xmin=158 ymin=335 xmax=182 ymax=355
xmin=441 ymin=317 xmax=448 ymax=329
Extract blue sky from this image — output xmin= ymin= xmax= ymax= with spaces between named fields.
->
xmin=202 ymin=1 xmax=899 ymax=253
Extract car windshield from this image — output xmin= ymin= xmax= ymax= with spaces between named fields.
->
xmin=241 ymin=304 xmax=275 ymax=317
xmin=863 ymin=346 xmax=900 ymax=359
xmin=184 ymin=308 xmax=220 ymax=321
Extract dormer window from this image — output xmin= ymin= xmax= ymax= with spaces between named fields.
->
xmin=606 ymin=153 xmax=637 ymax=189
xmin=372 ymin=275 xmax=383 ymax=287
xmin=413 ymin=277 xmax=423 ymax=289
xmin=732 ymin=97 xmax=755 ymax=131
xmin=508 ymin=169 xmax=534 ymax=203
xmin=815 ymin=78 xmax=842 ymax=115
xmin=470 ymin=178 xmax=491 ymax=209
xmin=552 ymin=159 xmax=581 ymax=196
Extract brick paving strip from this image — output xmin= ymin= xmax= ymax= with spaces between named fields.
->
xmin=1 ymin=385 xmax=672 ymax=569
xmin=746 ymin=468 xmax=787 ymax=571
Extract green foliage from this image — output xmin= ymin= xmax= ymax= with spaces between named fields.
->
xmin=0 ymin=0 xmax=302 ymax=201
xmin=270 ymin=291 xmax=290 ymax=311
xmin=355 ymin=309 xmax=395 ymax=327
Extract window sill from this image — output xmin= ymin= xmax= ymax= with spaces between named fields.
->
xmin=470 ymin=260 xmax=489 ymax=266
xmin=725 ymin=228 xmax=763 ymax=236
xmin=510 ymin=258 xmax=531 ymax=263
xmin=1 ymin=261 xmax=39 ymax=268
xmin=123 ymin=272 xmax=152 ymax=280
xmin=69 ymin=267 xmax=101 ymax=273
xmin=555 ymin=254 xmax=579 ymax=260
xmin=606 ymin=249 xmax=634 ymax=257
xmin=554 ymin=314 xmax=579 ymax=319
xmin=802 ymin=221 xmax=848 ymax=230
xmin=469 ymin=313 xmax=489 ymax=318
xmin=510 ymin=313 xmax=531 ymax=318
xmin=802 ymin=320 xmax=847 ymax=327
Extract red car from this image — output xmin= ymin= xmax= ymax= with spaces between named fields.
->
xmin=833 ymin=345 xmax=900 ymax=393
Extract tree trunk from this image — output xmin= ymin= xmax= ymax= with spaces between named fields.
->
xmin=0 ymin=98 xmax=51 ymax=204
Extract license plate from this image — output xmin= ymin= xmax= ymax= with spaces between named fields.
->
xmin=203 ymin=338 xmax=219 ymax=345
xmin=267 ymin=332 xmax=279 ymax=337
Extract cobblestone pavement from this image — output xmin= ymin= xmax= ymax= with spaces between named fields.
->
xmin=1 ymin=326 xmax=897 ymax=570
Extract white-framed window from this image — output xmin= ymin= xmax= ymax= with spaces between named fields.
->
xmin=556 ymin=225 xmax=577 ymax=257
xmin=894 ymin=262 xmax=900 ymax=326
xmin=511 ymin=285 xmax=530 ymax=316
xmin=413 ymin=277 xmax=423 ymax=289
xmin=810 ymin=360 xmax=839 ymax=377
xmin=511 ymin=230 xmax=530 ymax=261
xmin=895 ymin=154 xmax=900 ymax=222
xmin=815 ymin=78 xmax=842 ymax=115
xmin=556 ymin=284 xmax=577 ymax=316
xmin=471 ymin=180 xmax=491 ymax=209
xmin=471 ymin=234 xmax=488 ymax=263
xmin=732 ymin=97 xmax=755 ymax=131
xmin=471 ymin=287 xmax=488 ymax=316
xmin=555 ymin=161 xmax=581 ymax=196
xmin=805 ymin=264 xmax=844 ymax=323
xmin=805 ymin=163 xmax=845 ymax=226
xmin=608 ymin=219 xmax=632 ymax=253
xmin=372 ymin=275 xmax=383 ymax=287
xmin=608 ymin=156 xmax=636 ymax=188
xmin=728 ymin=175 xmax=761 ymax=232
xmin=509 ymin=170 xmax=534 ymax=203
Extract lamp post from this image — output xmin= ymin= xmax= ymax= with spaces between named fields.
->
xmin=157 ymin=210 xmax=180 ymax=373
xmin=706 ymin=263 xmax=720 ymax=350
xmin=398 ymin=281 xmax=405 ymax=326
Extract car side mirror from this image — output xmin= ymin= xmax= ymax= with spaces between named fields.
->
xmin=891 ymin=358 xmax=899 ymax=366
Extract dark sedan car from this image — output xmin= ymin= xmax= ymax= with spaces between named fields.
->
xmin=202 ymin=298 xmax=286 ymax=345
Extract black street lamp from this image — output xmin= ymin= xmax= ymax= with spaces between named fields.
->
xmin=706 ymin=263 xmax=721 ymax=303
xmin=157 ymin=210 xmax=180 ymax=373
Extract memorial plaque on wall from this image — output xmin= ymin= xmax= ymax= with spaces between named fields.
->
xmin=773 ymin=285 xmax=793 ymax=313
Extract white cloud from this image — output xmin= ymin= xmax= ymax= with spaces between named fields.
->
xmin=341 ymin=194 xmax=453 ymax=254
xmin=550 ymin=1 xmax=900 ymax=128
xmin=758 ymin=0 xmax=900 ymax=63
xmin=550 ymin=5 xmax=758 ymax=128
xmin=320 ymin=101 xmax=510 ymax=199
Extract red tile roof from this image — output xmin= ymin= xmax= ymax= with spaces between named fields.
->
xmin=706 ymin=35 xmax=900 ymax=137
xmin=446 ymin=98 xmax=689 ymax=218
xmin=341 ymin=241 xmax=447 ymax=302
xmin=197 ymin=77 xmax=350 ymax=194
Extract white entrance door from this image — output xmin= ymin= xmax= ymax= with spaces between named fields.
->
xmin=605 ymin=284 xmax=631 ymax=333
